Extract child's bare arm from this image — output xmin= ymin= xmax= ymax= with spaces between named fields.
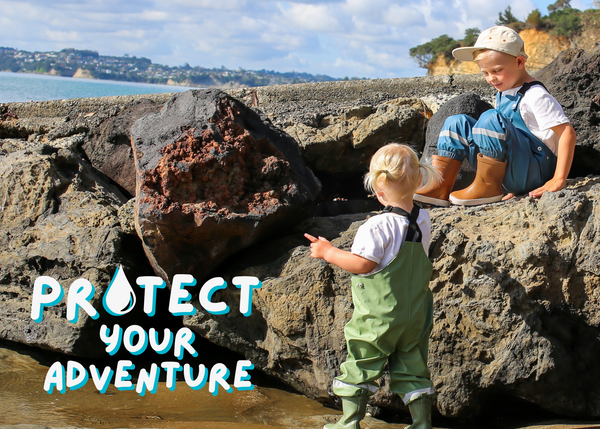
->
xmin=529 ymin=122 xmax=576 ymax=198
xmin=304 ymin=233 xmax=378 ymax=274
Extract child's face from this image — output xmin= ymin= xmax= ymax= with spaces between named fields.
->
xmin=476 ymin=50 xmax=527 ymax=92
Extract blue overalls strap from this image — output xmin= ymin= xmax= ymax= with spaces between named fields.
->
xmin=497 ymin=80 xmax=548 ymax=113
xmin=382 ymin=205 xmax=422 ymax=243
xmin=493 ymin=80 xmax=556 ymax=194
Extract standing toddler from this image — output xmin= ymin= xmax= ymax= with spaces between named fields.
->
xmin=306 ymin=143 xmax=439 ymax=429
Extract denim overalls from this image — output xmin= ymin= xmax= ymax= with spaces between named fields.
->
xmin=437 ymin=81 xmax=557 ymax=194
xmin=332 ymin=206 xmax=435 ymax=405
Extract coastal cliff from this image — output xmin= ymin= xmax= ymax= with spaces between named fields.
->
xmin=428 ymin=28 xmax=571 ymax=75
xmin=1 ymin=44 xmax=599 ymax=425
xmin=428 ymin=25 xmax=599 ymax=76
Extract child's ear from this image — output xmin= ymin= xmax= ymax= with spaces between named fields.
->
xmin=516 ymin=55 xmax=527 ymax=68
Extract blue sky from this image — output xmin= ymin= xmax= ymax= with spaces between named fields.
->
xmin=0 ymin=0 xmax=595 ymax=79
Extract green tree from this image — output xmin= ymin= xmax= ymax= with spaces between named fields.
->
xmin=409 ymin=34 xmax=459 ymax=68
xmin=0 ymin=56 xmax=20 ymax=72
xmin=496 ymin=6 xmax=519 ymax=25
xmin=496 ymin=6 xmax=526 ymax=31
xmin=548 ymin=7 xmax=582 ymax=37
xmin=460 ymin=28 xmax=480 ymax=46
xmin=548 ymin=0 xmax=571 ymax=12
xmin=526 ymin=9 xmax=545 ymax=28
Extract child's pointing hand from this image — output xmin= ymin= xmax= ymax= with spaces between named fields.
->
xmin=304 ymin=233 xmax=332 ymax=260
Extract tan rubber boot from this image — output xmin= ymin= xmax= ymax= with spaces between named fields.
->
xmin=449 ymin=153 xmax=507 ymax=206
xmin=413 ymin=155 xmax=462 ymax=207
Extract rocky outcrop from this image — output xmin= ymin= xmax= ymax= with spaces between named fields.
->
xmin=284 ymin=98 xmax=431 ymax=177
xmin=0 ymin=93 xmax=171 ymax=196
xmin=229 ymin=76 xmax=494 ymax=204
xmin=428 ymin=180 xmax=600 ymax=418
xmin=0 ymin=139 xmax=154 ymax=357
xmin=536 ymin=44 xmax=600 ymax=178
xmin=72 ymin=68 xmax=93 ymax=79
xmin=1 ymin=44 xmax=600 ymax=422
xmin=131 ymin=89 xmax=321 ymax=284
xmin=185 ymin=177 xmax=600 ymax=419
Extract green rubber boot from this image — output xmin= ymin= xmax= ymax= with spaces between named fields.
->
xmin=406 ymin=395 xmax=433 ymax=429
xmin=323 ymin=396 xmax=368 ymax=429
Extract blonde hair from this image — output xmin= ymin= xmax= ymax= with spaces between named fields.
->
xmin=473 ymin=48 xmax=527 ymax=62
xmin=364 ymin=143 xmax=441 ymax=201
xmin=473 ymin=49 xmax=491 ymax=62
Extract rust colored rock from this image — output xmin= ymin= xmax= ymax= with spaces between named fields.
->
xmin=131 ymin=89 xmax=320 ymax=284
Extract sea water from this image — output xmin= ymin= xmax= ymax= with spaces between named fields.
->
xmin=0 ymin=343 xmax=342 ymax=429
xmin=0 ymin=71 xmax=195 ymax=103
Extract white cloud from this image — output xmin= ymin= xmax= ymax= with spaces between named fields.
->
xmin=170 ymin=0 xmax=247 ymax=10
xmin=383 ymin=4 xmax=426 ymax=27
xmin=138 ymin=10 xmax=171 ymax=21
xmin=570 ymin=0 xmax=594 ymax=9
xmin=343 ymin=0 xmax=393 ymax=18
xmin=279 ymin=2 xmax=343 ymax=32
xmin=45 ymin=30 xmax=82 ymax=43
xmin=261 ymin=32 xmax=307 ymax=50
xmin=332 ymin=56 xmax=378 ymax=77
xmin=112 ymin=29 xmax=147 ymax=39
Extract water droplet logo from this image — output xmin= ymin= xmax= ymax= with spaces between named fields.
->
xmin=103 ymin=265 xmax=136 ymax=316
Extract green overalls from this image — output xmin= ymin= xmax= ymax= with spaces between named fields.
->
xmin=332 ymin=205 xmax=435 ymax=404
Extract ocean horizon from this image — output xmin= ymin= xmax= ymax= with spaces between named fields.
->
xmin=0 ymin=71 xmax=196 ymax=103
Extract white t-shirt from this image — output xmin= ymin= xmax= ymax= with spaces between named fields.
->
xmin=351 ymin=210 xmax=432 ymax=275
xmin=498 ymin=84 xmax=570 ymax=155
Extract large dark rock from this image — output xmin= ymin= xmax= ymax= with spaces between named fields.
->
xmin=131 ymin=89 xmax=321 ymax=284
xmin=80 ymin=97 xmax=165 ymax=196
xmin=536 ymin=44 xmax=600 ymax=178
xmin=185 ymin=177 xmax=600 ymax=420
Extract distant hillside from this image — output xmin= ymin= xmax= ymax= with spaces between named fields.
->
xmin=410 ymin=2 xmax=600 ymax=75
xmin=0 ymin=47 xmax=343 ymax=88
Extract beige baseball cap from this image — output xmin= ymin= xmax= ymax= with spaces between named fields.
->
xmin=452 ymin=26 xmax=528 ymax=62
